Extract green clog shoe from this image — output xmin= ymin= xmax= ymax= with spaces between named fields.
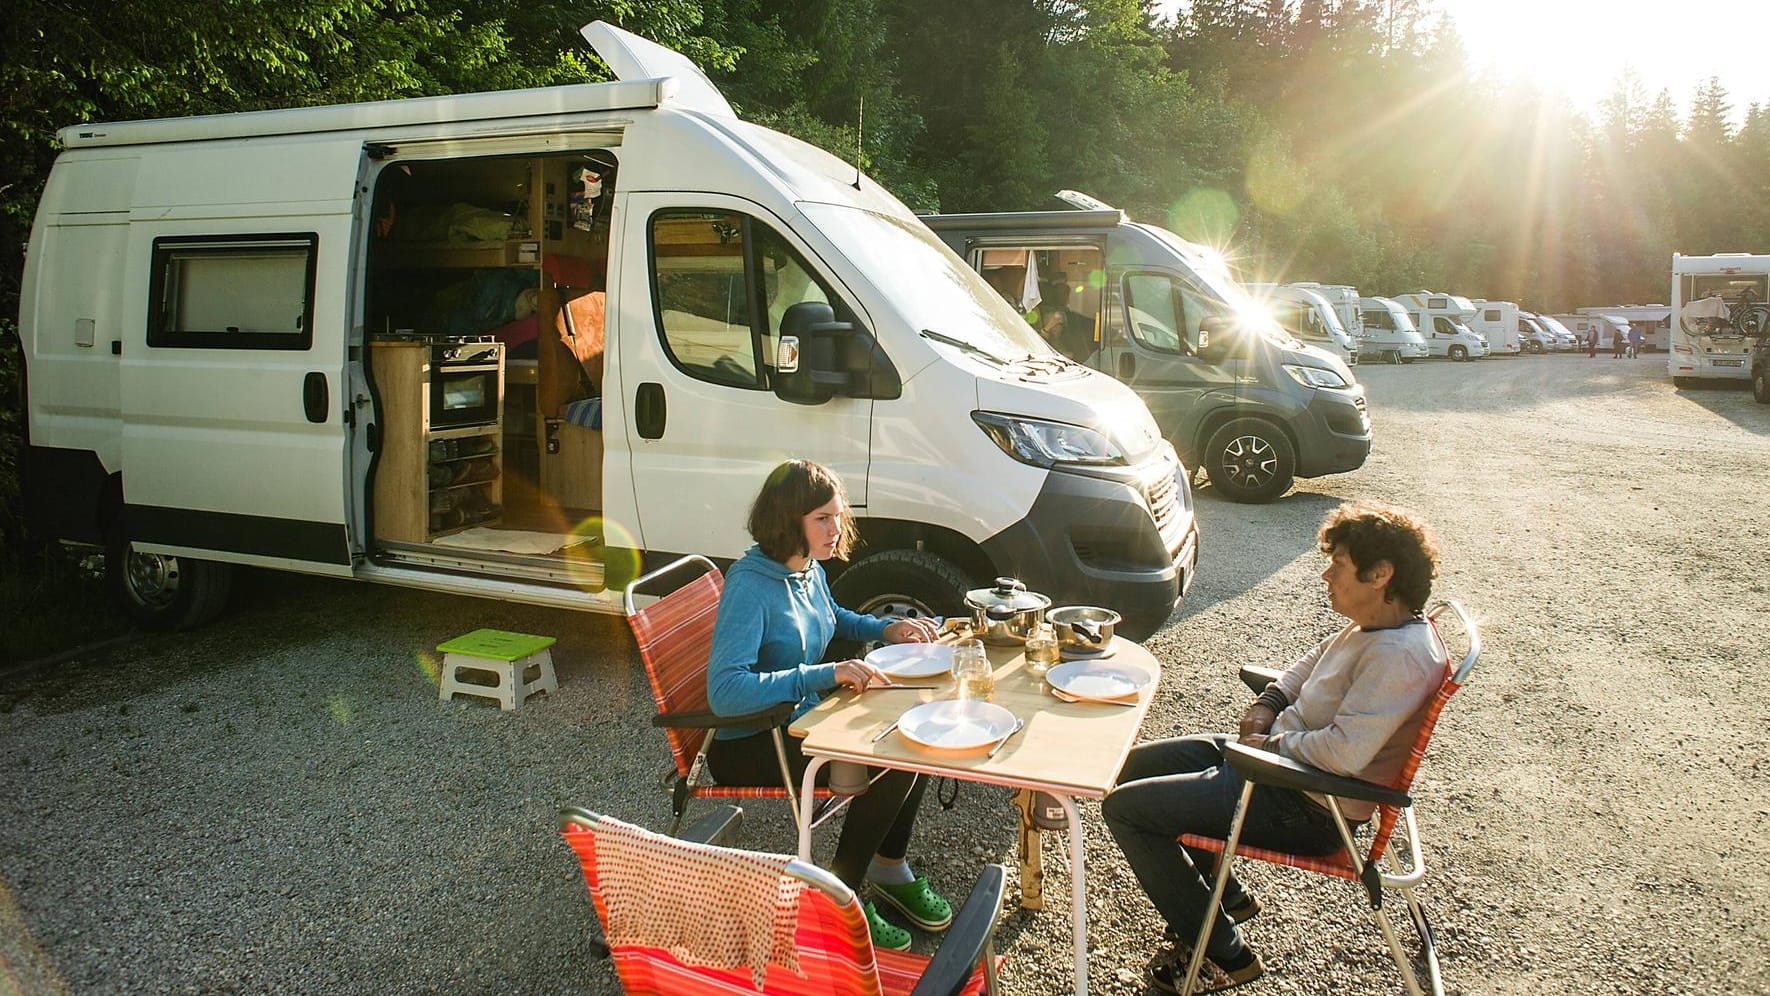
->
xmin=870 ymin=876 xmax=953 ymax=932
xmin=863 ymin=901 xmax=913 ymax=951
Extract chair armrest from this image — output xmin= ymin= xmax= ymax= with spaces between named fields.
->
xmin=1239 ymin=664 xmax=1282 ymax=695
xmin=679 ymin=805 xmax=744 ymax=846
xmin=909 ymin=864 xmax=1007 ymax=996
xmin=652 ymin=702 xmax=795 ymax=731
xmin=1222 ymin=742 xmax=1411 ymax=809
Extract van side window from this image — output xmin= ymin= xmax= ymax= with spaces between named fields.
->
xmin=1363 ymin=309 xmax=1394 ymax=331
xmin=1433 ymin=316 xmax=1457 ymax=335
xmin=1121 ymin=273 xmax=1186 ymax=353
xmin=1483 ymin=309 xmax=1501 ymax=322
xmin=147 ymin=234 xmax=317 ymax=350
xmin=649 ymin=209 xmax=838 ymax=390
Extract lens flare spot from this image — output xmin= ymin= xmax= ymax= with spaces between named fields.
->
xmin=1166 ymin=188 xmax=1241 ymax=244
xmin=1243 ymin=135 xmax=1306 ymax=217
xmin=415 ymin=650 xmax=440 ymax=685
xmin=1086 ymin=269 xmax=1107 ymax=291
xmin=326 ymin=695 xmax=353 ymax=725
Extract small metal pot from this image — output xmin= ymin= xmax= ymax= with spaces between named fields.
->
xmin=964 ymin=577 xmax=1052 ymax=646
xmin=1046 ymin=605 xmax=1121 ymax=650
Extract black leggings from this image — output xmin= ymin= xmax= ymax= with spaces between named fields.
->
xmin=707 ymin=728 xmax=928 ymax=891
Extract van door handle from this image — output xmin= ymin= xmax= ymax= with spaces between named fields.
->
xmin=303 ymin=372 xmax=329 ymax=424
xmin=636 ymin=382 xmax=666 ymax=439
xmin=1118 ymin=353 xmax=1137 ymax=380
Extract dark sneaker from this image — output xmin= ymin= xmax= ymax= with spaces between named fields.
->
xmin=863 ymin=901 xmax=913 ymax=952
xmin=870 ymin=876 xmax=953 ymax=932
xmin=1224 ymin=893 xmax=1262 ymax=924
xmin=1150 ymin=944 xmax=1266 ymax=994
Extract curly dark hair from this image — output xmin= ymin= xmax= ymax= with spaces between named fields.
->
xmin=1317 ymin=502 xmax=1439 ymax=613
xmin=747 ymin=459 xmax=857 ymax=564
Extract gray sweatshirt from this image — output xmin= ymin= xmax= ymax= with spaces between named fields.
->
xmin=1267 ymin=620 xmax=1446 ymax=821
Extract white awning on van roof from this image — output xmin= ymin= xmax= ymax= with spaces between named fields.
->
xmin=582 ymin=21 xmax=735 ymax=119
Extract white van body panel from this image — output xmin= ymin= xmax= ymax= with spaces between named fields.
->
xmin=1469 ymin=300 xmax=1521 ymax=354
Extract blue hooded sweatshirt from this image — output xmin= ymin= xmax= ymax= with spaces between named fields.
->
xmin=706 ymin=545 xmax=890 ymax=740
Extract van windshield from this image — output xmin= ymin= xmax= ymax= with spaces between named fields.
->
xmin=798 ymin=202 xmax=1051 ymax=359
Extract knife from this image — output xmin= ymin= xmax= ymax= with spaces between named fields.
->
xmin=986 ymin=717 xmax=1027 ymax=758
xmin=870 ymin=720 xmax=901 ymax=743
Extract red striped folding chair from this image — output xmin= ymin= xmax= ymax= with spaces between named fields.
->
xmin=1178 ymin=600 xmax=1480 ymax=996
xmin=560 ymin=806 xmax=1005 ymax=996
xmin=623 ymin=555 xmax=835 ymax=834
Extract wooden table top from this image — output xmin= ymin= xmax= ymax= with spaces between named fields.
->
xmin=789 ymin=638 xmax=1160 ymax=798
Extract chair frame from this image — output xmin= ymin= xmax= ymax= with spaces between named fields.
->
xmin=1179 ymin=600 xmax=1480 ymax=996
xmin=623 ymin=555 xmax=843 ymax=835
xmin=560 ymin=805 xmax=1006 ymax=996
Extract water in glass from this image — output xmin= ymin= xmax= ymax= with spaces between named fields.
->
xmin=952 ymin=639 xmax=994 ymax=702
xmin=1025 ymin=623 xmax=1059 ymax=682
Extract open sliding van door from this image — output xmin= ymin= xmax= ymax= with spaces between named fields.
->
xmin=118 ymin=153 xmax=356 ymax=580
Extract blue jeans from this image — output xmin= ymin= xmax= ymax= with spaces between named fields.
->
xmin=1102 ymin=734 xmax=1345 ymax=960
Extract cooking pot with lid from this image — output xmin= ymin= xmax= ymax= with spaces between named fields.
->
xmin=964 ymin=577 xmax=1052 ymax=646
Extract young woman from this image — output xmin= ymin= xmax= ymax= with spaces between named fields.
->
xmin=1103 ymin=502 xmax=1447 ymax=993
xmin=705 ymin=459 xmax=949 ymax=951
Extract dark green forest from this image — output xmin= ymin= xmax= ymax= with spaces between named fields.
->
xmin=3 ymin=0 xmax=1767 ymax=557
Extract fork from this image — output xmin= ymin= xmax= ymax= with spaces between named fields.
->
xmin=986 ymin=717 xmax=1026 ymax=758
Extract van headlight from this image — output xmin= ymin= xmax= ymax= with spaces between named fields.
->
xmin=1281 ymin=364 xmax=1350 ymax=389
xmin=973 ymin=412 xmax=1126 ymax=468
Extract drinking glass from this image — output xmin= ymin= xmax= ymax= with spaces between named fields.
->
xmin=1025 ymin=622 xmax=1059 ymax=683
xmin=952 ymin=638 xmax=994 ymax=702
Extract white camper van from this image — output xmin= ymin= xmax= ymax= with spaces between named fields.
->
xmin=1469 ymin=300 xmax=1522 ymax=355
xmin=1356 ymin=296 xmax=1429 ymax=363
xmin=1532 ymin=313 xmax=1579 ymax=351
xmin=1668 ymin=253 xmax=1770 ymax=385
xmin=1245 ymin=283 xmax=1360 ymax=365
xmin=1516 ymin=313 xmax=1557 ymax=353
xmin=1392 ymin=293 xmax=1489 ymax=360
xmin=18 ymin=22 xmax=1197 ymax=638
xmin=1579 ymin=304 xmax=1671 ymax=352
xmin=1295 ymin=283 xmax=1363 ymax=343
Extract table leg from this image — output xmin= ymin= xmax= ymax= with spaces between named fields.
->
xmin=1055 ymin=792 xmax=1086 ymax=996
xmin=1012 ymin=789 xmax=1045 ymax=910
xmin=796 ymin=757 xmax=828 ymax=862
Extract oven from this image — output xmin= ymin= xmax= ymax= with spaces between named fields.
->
xmin=428 ymin=338 xmax=502 ymax=429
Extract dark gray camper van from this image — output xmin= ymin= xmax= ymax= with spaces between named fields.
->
xmin=926 ymin=194 xmax=1371 ymax=503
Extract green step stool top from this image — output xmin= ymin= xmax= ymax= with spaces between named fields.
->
xmin=437 ymin=629 xmax=557 ymax=661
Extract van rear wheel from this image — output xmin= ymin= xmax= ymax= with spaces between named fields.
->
xmin=1203 ymin=418 xmax=1296 ymax=504
xmin=829 ymin=549 xmax=971 ymax=623
xmin=106 ymin=532 xmax=234 ymax=631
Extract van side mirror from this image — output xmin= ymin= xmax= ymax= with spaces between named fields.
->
xmin=773 ymin=302 xmax=901 ymax=405
xmin=1197 ymin=316 xmax=1243 ymax=365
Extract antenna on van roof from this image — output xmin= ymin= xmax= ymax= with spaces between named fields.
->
xmin=852 ymin=96 xmax=864 ymax=190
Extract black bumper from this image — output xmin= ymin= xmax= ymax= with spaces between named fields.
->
xmin=979 ymin=469 xmax=1198 ymax=641
xmin=1294 ymin=388 xmax=1371 ymax=478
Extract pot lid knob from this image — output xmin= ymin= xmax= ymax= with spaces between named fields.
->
xmin=992 ymin=577 xmax=1024 ymax=595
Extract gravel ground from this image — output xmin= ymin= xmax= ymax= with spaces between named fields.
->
xmin=3 ymin=354 xmax=1768 ymax=995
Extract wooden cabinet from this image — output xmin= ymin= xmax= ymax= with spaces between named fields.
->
xmin=371 ymin=340 xmax=504 ymax=543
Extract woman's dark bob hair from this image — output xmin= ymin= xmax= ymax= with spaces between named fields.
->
xmin=1317 ymin=502 xmax=1439 ymax=614
xmin=748 ymin=459 xmax=857 ymax=564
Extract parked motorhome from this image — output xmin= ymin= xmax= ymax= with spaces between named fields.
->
xmin=1392 ymin=292 xmax=1489 ymax=360
xmin=1532 ymin=313 xmax=1579 ymax=351
xmin=1668 ymin=253 xmax=1770 ymax=385
xmin=1516 ymin=313 xmax=1555 ymax=354
xmin=925 ymin=195 xmax=1371 ymax=504
xmin=1469 ymin=300 xmax=1523 ymax=355
xmin=1356 ymin=296 xmax=1429 ymax=363
xmin=18 ymin=23 xmax=1198 ymax=638
xmin=1295 ymin=282 xmax=1364 ymax=344
xmin=1244 ymin=283 xmax=1361 ymax=365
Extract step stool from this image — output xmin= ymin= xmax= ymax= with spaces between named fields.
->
xmin=437 ymin=629 xmax=558 ymax=711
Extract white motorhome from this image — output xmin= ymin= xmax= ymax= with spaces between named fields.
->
xmin=1392 ymin=292 xmax=1489 ymax=360
xmin=1516 ymin=313 xmax=1558 ymax=353
xmin=1578 ymin=304 xmax=1671 ymax=352
xmin=1532 ymin=313 xmax=1579 ymax=351
xmin=1669 ymin=253 xmax=1770 ymax=385
xmin=1356 ymin=296 xmax=1429 ymax=363
xmin=1469 ymin=300 xmax=1522 ymax=355
xmin=18 ymin=22 xmax=1197 ymax=638
xmin=1295 ymin=282 xmax=1363 ymax=342
xmin=1245 ymin=283 xmax=1360 ymax=365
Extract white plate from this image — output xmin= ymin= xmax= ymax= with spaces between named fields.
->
xmin=865 ymin=643 xmax=957 ymax=678
xmin=895 ymin=700 xmax=1018 ymax=751
xmin=1047 ymin=661 xmax=1152 ymax=702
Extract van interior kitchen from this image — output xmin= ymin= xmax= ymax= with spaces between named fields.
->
xmin=362 ymin=152 xmax=618 ymax=572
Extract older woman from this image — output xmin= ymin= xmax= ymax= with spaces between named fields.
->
xmin=705 ymin=459 xmax=948 ymax=952
xmin=1103 ymin=502 xmax=1446 ymax=993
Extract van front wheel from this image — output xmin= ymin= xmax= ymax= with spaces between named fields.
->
xmin=1448 ymin=345 xmax=1468 ymax=361
xmin=1754 ymin=369 xmax=1769 ymax=404
xmin=106 ymin=533 xmax=234 ymax=631
xmin=1204 ymin=418 xmax=1296 ymax=504
xmin=830 ymin=549 xmax=971 ymax=622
